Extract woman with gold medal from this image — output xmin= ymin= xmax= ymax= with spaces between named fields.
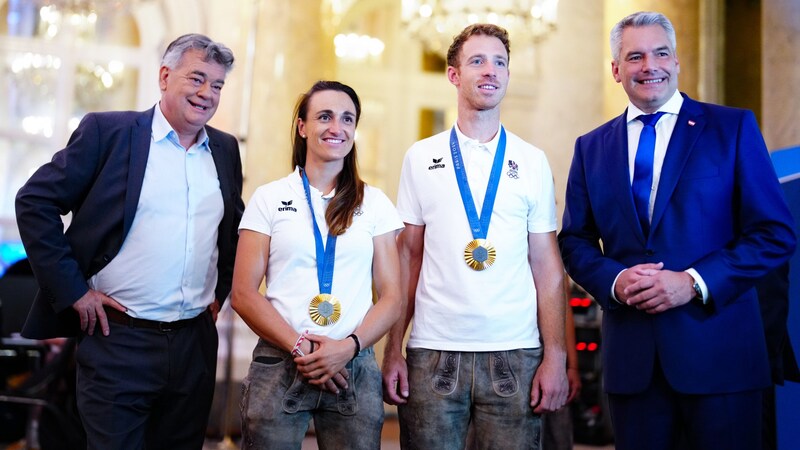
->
xmin=232 ymin=81 xmax=403 ymax=449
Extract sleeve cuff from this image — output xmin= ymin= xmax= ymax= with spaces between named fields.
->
xmin=685 ymin=268 xmax=709 ymax=304
xmin=611 ymin=269 xmax=626 ymax=304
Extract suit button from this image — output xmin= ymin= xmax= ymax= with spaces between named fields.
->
xmin=645 ymin=250 xmax=655 ymax=256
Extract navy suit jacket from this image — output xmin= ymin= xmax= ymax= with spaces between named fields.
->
xmin=15 ymin=108 xmax=244 ymax=339
xmin=558 ymin=94 xmax=796 ymax=395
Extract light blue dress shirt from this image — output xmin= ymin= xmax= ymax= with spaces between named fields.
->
xmin=87 ymin=103 xmax=224 ymax=321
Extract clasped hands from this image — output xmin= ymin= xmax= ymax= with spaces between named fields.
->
xmin=294 ymin=334 xmax=356 ymax=394
xmin=615 ymin=262 xmax=696 ymax=314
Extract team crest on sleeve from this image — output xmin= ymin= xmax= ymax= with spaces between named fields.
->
xmin=506 ymin=160 xmax=519 ymax=179
xmin=278 ymin=200 xmax=297 ymax=212
xmin=428 ymin=157 xmax=446 ymax=170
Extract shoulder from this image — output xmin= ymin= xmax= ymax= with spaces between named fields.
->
xmin=404 ymin=129 xmax=450 ymax=159
xmin=683 ymin=95 xmax=753 ymax=124
xmin=82 ymin=109 xmax=150 ymax=128
xmin=363 ymin=184 xmax=394 ymax=205
xmin=254 ymin=173 xmax=295 ymax=198
xmin=206 ymin=124 xmax=239 ymax=147
xmin=580 ymin=114 xmax=623 ymax=142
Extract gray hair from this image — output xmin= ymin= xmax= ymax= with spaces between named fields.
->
xmin=610 ymin=11 xmax=677 ymax=62
xmin=161 ymin=33 xmax=235 ymax=73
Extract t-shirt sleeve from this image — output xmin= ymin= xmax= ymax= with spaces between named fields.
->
xmin=368 ymin=187 xmax=405 ymax=236
xmin=239 ymin=185 xmax=274 ymax=236
xmin=527 ymin=151 xmax=557 ymax=233
xmin=396 ymin=148 xmax=424 ymax=225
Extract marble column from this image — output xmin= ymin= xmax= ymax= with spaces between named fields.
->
xmin=602 ymin=0 xmax=700 ymax=120
xmin=762 ymin=0 xmax=800 ymax=151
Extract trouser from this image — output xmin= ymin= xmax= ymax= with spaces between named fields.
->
xmin=608 ymin=357 xmax=762 ymax=450
xmin=76 ymin=311 xmax=217 ymax=450
xmin=240 ymin=339 xmax=384 ymax=450
xmin=399 ymin=348 xmax=543 ymax=450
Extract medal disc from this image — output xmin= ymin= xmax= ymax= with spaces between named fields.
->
xmin=463 ymin=239 xmax=496 ymax=271
xmin=309 ymin=294 xmax=341 ymax=326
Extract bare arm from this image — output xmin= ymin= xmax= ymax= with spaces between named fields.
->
xmin=382 ymin=223 xmax=424 ymax=405
xmin=528 ymin=231 xmax=569 ymax=413
xmin=231 ymin=230 xmax=300 ymax=352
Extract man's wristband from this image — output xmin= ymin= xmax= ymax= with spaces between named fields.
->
xmin=347 ymin=334 xmax=361 ymax=360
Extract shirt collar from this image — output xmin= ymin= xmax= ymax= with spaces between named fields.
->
xmin=454 ymin=122 xmax=503 ymax=155
xmin=291 ymin=166 xmax=336 ymax=199
xmin=625 ymin=90 xmax=684 ymax=123
xmin=152 ymin=102 xmax=210 ymax=152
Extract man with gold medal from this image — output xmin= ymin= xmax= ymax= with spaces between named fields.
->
xmin=382 ymin=24 xmax=569 ymax=449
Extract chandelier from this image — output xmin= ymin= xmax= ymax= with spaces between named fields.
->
xmin=401 ymin=0 xmax=559 ymax=54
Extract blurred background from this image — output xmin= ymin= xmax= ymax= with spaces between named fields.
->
xmin=1 ymin=0 xmax=799 ymax=448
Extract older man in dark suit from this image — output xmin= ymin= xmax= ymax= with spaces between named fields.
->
xmin=559 ymin=11 xmax=796 ymax=450
xmin=15 ymin=34 xmax=244 ymax=449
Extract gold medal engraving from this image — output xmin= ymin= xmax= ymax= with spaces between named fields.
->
xmin=463 ymin=239 xmax=496 ymax=271
xmin=308 ymin=294 xmax=341 ymax=326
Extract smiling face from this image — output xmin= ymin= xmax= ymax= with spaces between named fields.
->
xmin=158 ymin=48 xmax=226 ymax=143
xmin=612 ymin=24 xmax=680 ymax=113
xmin=447 ymin=34 xmax=509 ymax=113
xmin=297 ymin=89 xmax=357 ymax=168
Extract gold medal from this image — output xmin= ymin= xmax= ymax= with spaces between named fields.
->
xmin=464 ymin=239 xmax=496 ymax=271
xmin=308 ymin=294 xmax=341 ymax=326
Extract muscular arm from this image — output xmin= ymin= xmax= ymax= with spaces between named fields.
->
xmin=382 ymin=223 xmax=424 ymax=405
xmin=528 ymin=231 xmax=568 ymax=413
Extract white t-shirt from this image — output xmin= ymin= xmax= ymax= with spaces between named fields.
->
xmin=239 ymin=167 xmax=403 ymax=340
xmin=397 ymin=124 xmax=557 ymax=351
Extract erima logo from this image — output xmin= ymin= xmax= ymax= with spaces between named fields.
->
xmin=428 ymin=157 xmax=446 ymax=170
xmin=278 ymin=200 xmax=297 ymax=212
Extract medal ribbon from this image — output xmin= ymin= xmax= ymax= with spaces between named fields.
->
xmin=301 ymin=169 xmax=337 ymax=295
xmin=449 ymin=126 xmax=507 ymax=239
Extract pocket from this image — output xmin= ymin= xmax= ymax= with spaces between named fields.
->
xmin=254 ymin=356 xmax=284 ymax=365
xmin=251 ymin=339 xmax=290 ymax=367
xmin=431 ymin=351 xmax=460 ymax=396
xmin=489 ymin=351 xmax=519 ymax=397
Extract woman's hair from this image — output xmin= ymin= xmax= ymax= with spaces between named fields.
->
xmin=291 ymin=80 xmax=365 ymax=236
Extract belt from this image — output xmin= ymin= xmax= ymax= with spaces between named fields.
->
xmin=104 ymin=307 xmax=204 ymax=332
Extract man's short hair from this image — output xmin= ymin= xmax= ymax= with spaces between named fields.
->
xmin=446 ymin=23 xmax=510 ymax=69
xmin=610 ymin=11 xmax=677 ymax=62
xmin=161 ymin=34 xmax=235 ymax=73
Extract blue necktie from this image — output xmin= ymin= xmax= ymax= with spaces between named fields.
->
xmin=632 ymin=112 xmax=665 ymax=235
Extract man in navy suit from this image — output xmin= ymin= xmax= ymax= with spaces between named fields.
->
xmin=558 ymin=11 xmax=796 ymax=450
xmin=15 ymin=34 xmax=244 ymax=449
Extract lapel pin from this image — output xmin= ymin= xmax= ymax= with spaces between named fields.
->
xmin=688 ymin=120 xmax=696 ymax=126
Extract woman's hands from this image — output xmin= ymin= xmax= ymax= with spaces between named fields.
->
xmin=294 ymin=333 xmax=357 ymax=393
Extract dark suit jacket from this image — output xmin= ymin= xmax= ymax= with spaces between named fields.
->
xmin=15 ymin=108 xmax=244 ymax=339
xmin=558 ymin=93 xmax=797 ymax=395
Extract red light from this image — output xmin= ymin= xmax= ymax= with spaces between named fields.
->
xmin=576 ymin=342 xmax=587 ymax=351
xmin=587 ymin=343 xmax=598 ymax=352
xmin=581 ymin=298 xmax=592 ymax=307
xmin=569 ymin=297 xmax=582 ymax=307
